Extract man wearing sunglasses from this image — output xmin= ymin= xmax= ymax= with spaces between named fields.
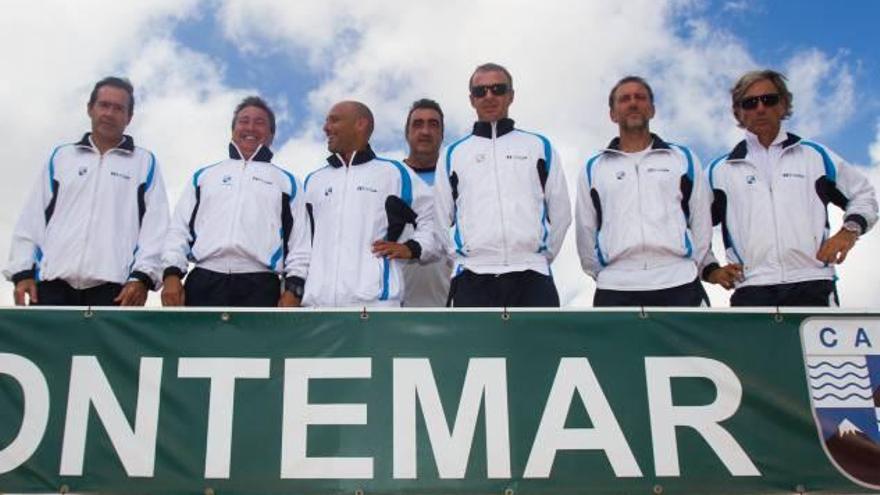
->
xmin=704 ymin=69 xmax=877 ymax=306
xmin=435 ymin=63 xmax=572 ymax=307
xmin=575 ymin=76 xmax=713 ymax=306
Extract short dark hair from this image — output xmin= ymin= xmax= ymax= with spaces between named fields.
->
xmin=232 ymin=96 xmax=276 ymax=134
xmin=608 ymin=76 xmax=654 ymax=108
xmin=89 ymin=77 xmax=135 ymax=116
xmin=405 ymin=98 xmax=444 ymax=135
xmin=469 ymin=62 xmax=514 ymax=91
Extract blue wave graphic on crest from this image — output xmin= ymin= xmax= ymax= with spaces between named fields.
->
xmin=807 ymin=361 xmax=867 ymax=370
xmin=808 ymin=371 xmax=870 ymax=380
xmin=809 ymin=382 xmax=871 ymax=391
xmin=812 ymin=392 xmax=873 ymax=401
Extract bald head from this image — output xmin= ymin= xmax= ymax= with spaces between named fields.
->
xmin=324 ymin=100 xmax=374 ymax=159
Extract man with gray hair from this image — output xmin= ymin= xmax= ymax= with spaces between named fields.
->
xmin=162 ymin=96 xmax=308 ymax=307
xmin=576 ymin=76 xmax=713 ymax=306
xmin=704 ymin=69 xmax=877 ymax=306
xmin=435 ymin=63 xmax=571 ymax=307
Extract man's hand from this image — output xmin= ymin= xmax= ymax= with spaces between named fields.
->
xmin=114 ymin=280 xmax=149 ymax=306
xmin=371 ymin=240 xmax=413 ymax=260
xmin=278 ymin=290 xmax=301 ymax=307
xmin=13 ymin=278 xmax=37 ymax=306
xmin=816 ymin=229 xmax=858 ymax=265
xmin=706 ymin=263 xmax=744 ymax=290
xmin=161 ymin=274 xmax=185 ymax=306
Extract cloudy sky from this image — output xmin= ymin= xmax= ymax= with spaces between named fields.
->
xmin=1 ymin=0 xmax=878 ymax=307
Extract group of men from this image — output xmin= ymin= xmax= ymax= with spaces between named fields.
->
xmin=4 ymin=64 xmax=877 ymax=308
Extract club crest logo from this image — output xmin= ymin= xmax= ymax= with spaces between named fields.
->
xmin=800 ymin=318 xmax=880 ymax=490
xmin=221 ymin=174 xmax=233 ymax=186
xmin=746 ymin=175 xmax=757 ymax=184
xmin=78 ymin=166 xmax=88 ymax=177
xmin=616 ymin=170 xmax=626 ymax=180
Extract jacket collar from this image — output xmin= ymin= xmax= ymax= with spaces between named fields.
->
xmin=605 ymin=133 xmax=671 ymax=153
xmin=472 ymin=118 xmax=515 ymax=138
xmin=229 ymin=142 xmax=274 ymax=162
xmin=327 ymin=144 xmax=376 ymax=168
xmin=727 ymin=132 xmax=801 ymax=161
xmin=75 ymin=133 xmax=135 ymax=153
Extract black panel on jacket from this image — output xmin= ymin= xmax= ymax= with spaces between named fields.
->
xmin=537 ymin=158 xmax=548 ymax=192
xmin=815 ymin=176 xmax=849 ymax=210
xmin=281 ymin=193 xmax=293 ymax=260
xmin=590 ymin=188 xmax=603 ymax=231
xmin=188 ymin=186 xmax=201 ymax=249
xmin=44 ymin=180 xmax=60 ymax=223
xmin=305 ymin=203 xmax=315 ymax=244
xmin=679 ymin=174 xmax=693 ymax=221
xmin=137 ymin=183 xmax=147 ymax=226
xmin=385 ymin=195 xmax=418 ymax=243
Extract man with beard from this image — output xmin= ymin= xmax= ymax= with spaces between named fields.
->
xmin=4 ymin=76 xmax=169 ymax=306
xmin=575 ymin=76 xmax=713 ymax=306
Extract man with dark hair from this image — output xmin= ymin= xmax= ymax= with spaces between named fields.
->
xmin=435 ymin=63 xmax=571 ymax=307
xmin=162 ymin=96 xmax=308 ymax=307
xmin=704 ymin=69 xmax=877 ymax=306
xmin=400 ymin=98 xmax=453 ymax=306
xmin=576 ymin=76 xmax=712 ymax=306
xmin=292 ymin=100 xmax=438 ymax=307
xmin=4 ymin=77 xmax=169 ymax=306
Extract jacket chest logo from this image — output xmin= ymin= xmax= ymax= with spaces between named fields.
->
xmin=78 ymin=166 xmax=88 ymax=177
xmin=324 ymin=186 xmax=333 ymax=197
xmin=356 ymin=185 xmax=378 ymax=193
xmin=646 ymin=167 xmax=670 ymax=173
xmin=110 ymin=171 xmax=131 ymax=180
xmin=782 ymin=172 xmax=806 ymax=179
xmin=745 ymin=175 xmax=757 ymax=185
xmin=221 ymin=175 xmax=233 ymax=186
xmin=616 ymin=170 xmax=626 ymax=180
xmin=506 ymin=154 xmax=528 ymax=161
xmin=475 ymin=153 xmax=487 ymax=163
xmin=251 ymin=175 xmax=274 ymax=186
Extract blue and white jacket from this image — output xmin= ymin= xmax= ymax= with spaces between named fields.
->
xmin=575 ymin=134 xmax=712 ymax=290
xmin=706 ymin=131 xmax=877 ymax=287
xmin=296 ymin=145 xmax=438 ymax=307
xmin=4 ymin=133 xmax=169 ymax=290
xmin=434 ymin=118 xmax=571 ymax=276
xmin=162 ymin=143 xmax=308 ymax=284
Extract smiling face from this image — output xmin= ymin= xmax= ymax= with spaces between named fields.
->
xmin=232 ymin=105 xmax=274 ymax=159
xmin=609 ymin=81 xmax=654 ymax=132
xmin=323 ymin=102 xmax=367 ymax=155
xmin=87 ymin=85 xmax=132 ymax=145
xmin=469 ymin=69 xmax=514 ymax=122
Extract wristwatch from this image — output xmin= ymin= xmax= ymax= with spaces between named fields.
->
xmin=842 ymin=220 xmax=862 ymax=236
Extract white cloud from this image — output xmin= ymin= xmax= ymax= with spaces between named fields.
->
xmin=0 ymin=1 xmax=873 ymax=308
xmin=870 ymin=120 xmax=880 ymax=165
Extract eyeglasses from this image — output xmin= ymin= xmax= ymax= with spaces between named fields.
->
xmin=470 ymin=83 xmax=509 ymax=98
xmin=738 ymin=93 xmax=781 ymax=110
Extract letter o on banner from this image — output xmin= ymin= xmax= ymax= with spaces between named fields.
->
xmin=0 ymin=353 xmax=50 ymax=473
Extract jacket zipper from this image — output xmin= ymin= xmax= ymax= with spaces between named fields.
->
xmin=490 ymin=122 xmax=510 ymax=265
xmin=767 ymin=166 xmax=786 ymax=282
xmin=634 ymin=156 xmax=648 ymax=269
xmin=226 ymin=159 xmax=248 ymax=273
xmin=77 ymin=151 xmax=104 ymax=287
xmin=332 ymin=153 xmax=354 ymax=305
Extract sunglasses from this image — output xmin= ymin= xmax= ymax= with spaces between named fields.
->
xmin=739 ymin=93 xmax=781 ymax=110
xmin=470 ymin=83 xmax=509 ymax=98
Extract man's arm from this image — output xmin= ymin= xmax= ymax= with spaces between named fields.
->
xmin=372 ymin=173 xmax=439 ymax=263
xmin=432 ymin=150 xmax=456 ymax=259
xmin=543 ymin=146 xmax=572 ymax=261
xmin=118 ymin=154 xmax=170 ymax=306
xmin=4 ymin=153 xmax=55 ymax=305
xmin=282 ymin=174 xmax=309 ymax=307
xmin=574 ymin=159 xmax=600 ymax=279
xmin=160 ymin=172 xmax=199 ymax=306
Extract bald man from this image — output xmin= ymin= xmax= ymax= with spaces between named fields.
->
xmin=292 ymin=101 xmax=438 ymax=307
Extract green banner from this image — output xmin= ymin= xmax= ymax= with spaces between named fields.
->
xmin=0 ymin=308 xmax=878 ymax=494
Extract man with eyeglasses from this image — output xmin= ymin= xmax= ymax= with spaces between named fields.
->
xmin=703 ymin=69 xmax=877 ymax=306
xmin=161 ymin=96 xmax=309 ymax=307
xmin=4 ymin=76 xmax=169 ymax=306
xmin=435 ymin=62 xmax=571 ymax=307
xmin=575 ymin=76 xmax=713 ymax=306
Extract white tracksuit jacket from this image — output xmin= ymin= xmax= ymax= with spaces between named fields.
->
xmin=434 ymin=118 xmax=571 ymax=276
xmin=575 ymin=135 xmax=712 ymax=291
xmin=706 ymin=131 xmax=877 ymax=287
xmin=4 ymin=133 xmax=169 ymax=290
xmin=162 ymin=143 xmax=308 ymax=285
xmin=296 ymin=146 xmax=438 ymax=307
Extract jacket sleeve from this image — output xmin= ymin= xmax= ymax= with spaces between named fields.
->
xmin=3 ymin=155 xmax=54 ymax=283
xmin=433 ymin=149 xmax=456 ymax=260
xmin=407 ymin=173 xmax=440 ymax=264
xmin=830 ymin=149 xmax=878 ymax=234
xmin=283 ymin=175 xmax=311 ymax=292
xmin=575 ymin=158 xmax=600 ymax=280
xmin=685 ymin=151 xmax=715 ymax=272
xmin=544 ymin=145 xmax=572 ymax=261
xmin=162 ymin=173 xmax=199 ymax=279
xmin=129 ymin=155 xmax=170 ymax=290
